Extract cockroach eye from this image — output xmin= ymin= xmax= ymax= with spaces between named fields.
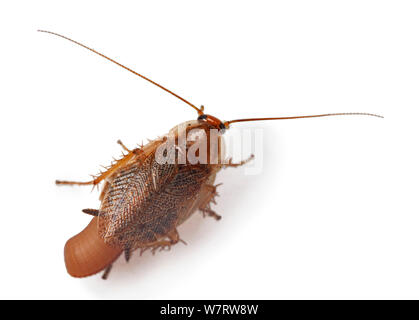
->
xmin=197 ymin=114 xmax=207 ymax=121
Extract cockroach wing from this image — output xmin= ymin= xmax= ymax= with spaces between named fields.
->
xmin=98 ymin=150 xmax=214 ymax=250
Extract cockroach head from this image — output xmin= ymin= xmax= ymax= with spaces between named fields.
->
xmin=197 ymin=114 xmax=227 ymax=134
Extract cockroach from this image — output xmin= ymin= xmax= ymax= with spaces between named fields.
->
xmin=39 ymin=30 xmax=382 ymax=279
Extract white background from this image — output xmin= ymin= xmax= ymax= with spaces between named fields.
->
xmin=0 ymin=1 xmax=418 ymax=299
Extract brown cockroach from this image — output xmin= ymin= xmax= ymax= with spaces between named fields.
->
xmin=39 ymin=30 xmax=382 ymax=279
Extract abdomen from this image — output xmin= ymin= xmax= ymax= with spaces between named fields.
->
xmin=64 ymin=217 xmax=122 ymax=278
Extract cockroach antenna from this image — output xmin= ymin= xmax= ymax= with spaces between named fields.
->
xmin=224 ymin=112 xmax=383 ymax=128
xmin=38 ymin=30 xmax=383 ymax=123
xmin=37 ymin=30 xmax=204 ymax=115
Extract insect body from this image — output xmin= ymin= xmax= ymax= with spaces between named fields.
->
xmin=63 ymin=122 xmax=230 ymax=278
xmin=40 ymin=30 xmax=382 ymax=279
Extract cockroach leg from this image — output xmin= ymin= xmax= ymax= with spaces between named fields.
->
xmin=205 ymin=183 xmax=222 ymax=203
xmin=118 ymin=140 xmax=146 ymax=157
xmin=200 ymin=207 xmax=222 ymax=221
xmin=56 ymin=149 xmax=140 ymax=187
xmin=82 ymin=208 xmax=99 ymax=216
xmin=198 ymin=184 xmax=222 ymax=220
xmin=167 ymin=228 xmax=187 ymax=246
xmin=222 ymin=154 xmax=255 ymax=168
xmin=55 ymin=179 xmax=96 ymax=186
xmin=101 ymin=264 xmax=113 ymax=280
xmin=139 ymin=240 xmax=172 ymax=256
xmin=124 ymin=247 xmax=132 ymax=262
xmin=117 ymin=139 xmax=131 ymax=153
xmin=139 ymin=229 xmax=185 ymax=256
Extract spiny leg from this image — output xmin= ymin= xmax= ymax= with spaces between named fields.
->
xmin=118 ymin=140 xmax=145 ymax=157
xmin=101 ymin=264 xmax=113 ymax=280
xmin=124 ymin=247 xmax=132 ymax=262
xmin=201 ymin=207 xmax=222 ymax=221
xmin=206 ymin=183 xmax=222 ymax=205
xmin=222 ymin=154 xmax=254 ymax=168
xmin=56 ymin=145 xmax=142 ymax=187
xmin=82 ymin=208 xmax=99 ymax=216
xmin=140 ymin=229 xmax=186 ymax=256
xmin=101 ymin=247 xmax=131 ymax=279
xmin=117 ymin=139 xmax=131 ymax=153
xmin=199 ymin=155 xmax=253 ymax=220
xmin=199 ymin=155 xmax=254 ymax=221
xmin=199 ymin=183 xmax=222 ymax=220
xmin=101 ymin=250 xmax=125 ymax=280
xmin=55 ymin=179 xmax=96 ymax=186
xmin=167 ymin=228 xmax=187 ymax=246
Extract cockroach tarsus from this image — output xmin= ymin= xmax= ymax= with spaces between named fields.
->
xmin=39 ymin=30 xmax=383 ymax=279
